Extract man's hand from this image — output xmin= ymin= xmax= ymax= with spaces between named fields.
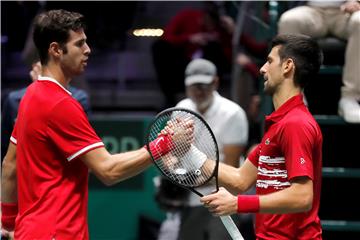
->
xmin=165 ymin=117 xmax=194 ymax=152
xmin=147 ymin=117 xmax=194 ymax=160
xmin=29 ymin=61 xmax=42 ymax=82
xmin=200 ymin=187 xmax=237 ymax=216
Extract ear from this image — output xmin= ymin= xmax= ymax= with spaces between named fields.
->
xmin=283 ymin=58 xmax=295 ymax=76
xmin=48 ymin=42 xmax=63 ymax=59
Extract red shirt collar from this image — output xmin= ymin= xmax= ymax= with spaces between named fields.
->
xmin=265 ymin=94 xmax=305 ymax=128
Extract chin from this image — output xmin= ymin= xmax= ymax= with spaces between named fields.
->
xmin=264 ymin=87 xmax=275 ymax=96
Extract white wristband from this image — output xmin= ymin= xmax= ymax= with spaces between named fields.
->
xmin=183 ymin=144 xmax=207 ymax=169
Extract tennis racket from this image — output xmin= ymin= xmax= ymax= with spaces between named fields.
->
xmin=146 ymin=107 xmax=244 ymax=240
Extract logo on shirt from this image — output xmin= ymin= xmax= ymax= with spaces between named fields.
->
xmin=300 ymin=157 xmax=306 ymax=165
xmin=265 ymin=138 xmax=270 ymax=145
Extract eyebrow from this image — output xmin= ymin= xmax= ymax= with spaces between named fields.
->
xmin=74 ymin=38 xmax=86 ymax=45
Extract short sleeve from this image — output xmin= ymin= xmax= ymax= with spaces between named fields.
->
xmin=47 ymin=98 xmax=104 ymax=161
xmin=10 ymin=121 xmax=18 ymax=145
xmin=279 ymin=121 xmax=314 ymax=180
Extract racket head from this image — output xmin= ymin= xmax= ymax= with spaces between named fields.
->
xmin=146 ymin=107 xmax=219 ymax=189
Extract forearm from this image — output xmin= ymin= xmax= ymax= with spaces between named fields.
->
xmin=1 ymin=167 xmax=17 ymax=203
xmin=1 ymin=145 xmax=18 ymax=232
xmin=217 ymin=159 xmax=257 ymax=194
xmin=1 ymin=152 xmax=17 ymax=203
xmin=259 ymin=180 xmax=313 ymax=213
xmin=104 ymin=148 xmax=152 ymax=185
xmin=218 ymin=164 xmax=246 ymax=194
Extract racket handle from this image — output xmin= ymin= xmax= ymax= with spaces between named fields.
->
xmin=220 ymin=215 xmax=245 ymax=240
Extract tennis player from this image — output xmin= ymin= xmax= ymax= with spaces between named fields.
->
xmin=201 ymin=34 xmax=324 ymax=239
xmin=0 ymin=9 xmax=192 ymax=239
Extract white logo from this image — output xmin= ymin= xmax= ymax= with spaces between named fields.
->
xmin=265 ymin=138 xmax=270 ymax=145
xmin=300 ymin=157 xmax=305 ymax=165
xmin=155 ymin=136 xmax=164 ymax=146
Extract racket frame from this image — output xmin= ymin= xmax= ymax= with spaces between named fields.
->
xmin=146 ymin=107 xmax=220 ymax=196
xmin=146 ymin=107 xmax=244 ymax=240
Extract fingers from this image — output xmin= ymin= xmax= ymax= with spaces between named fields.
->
xmin=200 ymin=187 xmax=237 ymax=216
xmin=29 ymin=61 xmax=42 ymax=82
xmin=202 ymin=199 xmax=223 ymax=216
xmin=200 ymin=193 xmax=216 ymax=203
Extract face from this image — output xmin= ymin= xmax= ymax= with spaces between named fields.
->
xmin=60 ymin=29 xmax=91 ymax=76
xmin=259 ymin=46 xmax=284 ymax=96
xmin=186 ymin=82 xmax=215 ymax=113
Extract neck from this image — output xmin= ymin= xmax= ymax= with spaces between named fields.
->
xmin=272 ymin=84 xmax=302 ymax=110
xmin=42 ymin=63 xmax=71 ymax=88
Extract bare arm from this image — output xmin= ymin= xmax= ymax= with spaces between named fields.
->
xmin=1 ymin=143 xmax=17 ymax=203
xmin=217 ymin=158 xmax=258 ymax=194
xmin=260 ymin=176 xmax=313 ymax=213
xmin=1 ymin=143 xmax=17 ymax=235
xmin=80 ymin=147 xmax=152 ymax=186
xmin=201 ymin=176 xmax=313 ymax=216
xmin=222 ymin=144 xmax=246 ymax=167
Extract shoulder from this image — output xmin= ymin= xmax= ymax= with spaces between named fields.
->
xmin=216 ymin=94 xmax=247 ymax=118
xmin=281 ymin=108 xmax=320 ymax=136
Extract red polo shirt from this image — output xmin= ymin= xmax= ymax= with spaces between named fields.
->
xmin=248 ymin=94 xmax=323 ymax=239
xmin=11 ymin=77 xmax=104 ymax=239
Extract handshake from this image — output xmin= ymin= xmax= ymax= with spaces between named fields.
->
xmin=145 ymin=117 xmax=207 ymax=171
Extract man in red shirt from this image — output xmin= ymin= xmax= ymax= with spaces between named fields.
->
xmin=1 ymin=9 xmax=192 ymax=239
xmin=200 ymin=34 xmax=324 ymax=239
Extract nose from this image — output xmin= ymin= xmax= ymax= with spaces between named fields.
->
xmin=84 ymin=43 xmax=91 ymax=56
xmin=259 ymin=63 xmax=267 ymax=75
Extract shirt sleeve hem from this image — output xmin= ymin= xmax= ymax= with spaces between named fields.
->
xmin=288 ymin=173 xmax=314 ymax=181
xmin=67 ymin=142 xmax=104 ymax=161
xmin=10 ymin=136 xmax=17 ymax=145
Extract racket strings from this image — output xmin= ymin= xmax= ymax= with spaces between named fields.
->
xmin=149 ymin=110 xmax=217 ymax=187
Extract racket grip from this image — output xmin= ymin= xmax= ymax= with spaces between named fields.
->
xmin=220 ymin=215 xmax=245 ymax=240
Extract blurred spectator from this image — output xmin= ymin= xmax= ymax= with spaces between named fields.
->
xmin=156 ymin=59 xmax=253 ymax=240
xmin=278 ymin=1 xmax=360 ymax=123
xmin=152 ymin=2 xmax=234 ymax=108
xmin=1 ymin=62 xmax=91 ymax=160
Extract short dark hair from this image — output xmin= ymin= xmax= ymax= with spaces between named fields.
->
xmin=271 ymin=34 xmax=323 ymax=88
xmin=33 ymin=9 xmax=86 ymax=64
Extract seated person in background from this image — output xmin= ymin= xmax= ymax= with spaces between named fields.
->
xmin=278 ymin=0 xmax=360 ymax=123
xmin=1 ymin=61 xmax=91 ymax=160
xmin=157 ymin=58 xmax=252 ymax=240
xmin=152 ymin=2 xmax=234 ymax=108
